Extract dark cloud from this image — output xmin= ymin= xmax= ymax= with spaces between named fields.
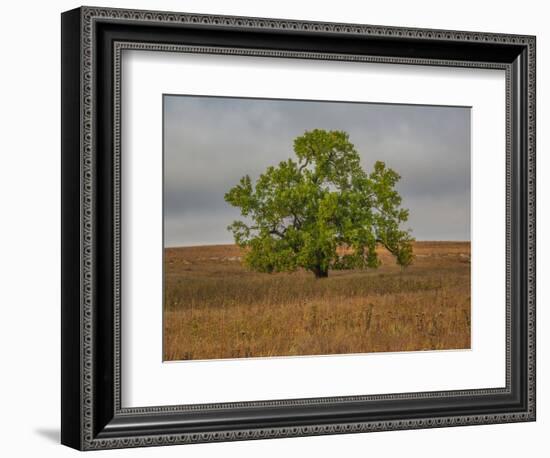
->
xmin=164 ymin=95 xmax=470 ymax=246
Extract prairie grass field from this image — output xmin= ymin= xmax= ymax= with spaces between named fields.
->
xmin=163 ymin=242 xmax=471 ymax=361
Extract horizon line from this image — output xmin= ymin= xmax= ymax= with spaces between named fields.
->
xmin=165 ymin=240 xmax=471 ymax=249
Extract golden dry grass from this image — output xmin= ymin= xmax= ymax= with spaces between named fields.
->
xmin=163 ymin=242 xmax=470 ymax=361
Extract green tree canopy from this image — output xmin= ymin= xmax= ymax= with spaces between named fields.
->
xmin=224 ymin=129 xmax=414 ymax=278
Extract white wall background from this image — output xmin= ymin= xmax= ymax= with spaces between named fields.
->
xmin=0 ymin=0 xmax=546 ymax=456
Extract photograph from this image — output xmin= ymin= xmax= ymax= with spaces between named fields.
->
xmin=57 ymin=4 xmax=537 ymax=452
xmin=163 ymin=95 xmax=472 ymax=361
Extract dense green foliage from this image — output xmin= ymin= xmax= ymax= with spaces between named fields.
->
xmin=224 ymin=129 xmax=414 ymax=278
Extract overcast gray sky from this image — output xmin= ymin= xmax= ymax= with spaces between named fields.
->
xmin=164 ymin=95 xmax=470 ymax=247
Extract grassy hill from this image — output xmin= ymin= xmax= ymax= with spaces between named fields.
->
xmin=164 ymin=242 xmax=471 ymax=361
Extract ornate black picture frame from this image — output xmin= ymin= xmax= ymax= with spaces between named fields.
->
xmin=61 ymin=6 xmax=536 ymax=450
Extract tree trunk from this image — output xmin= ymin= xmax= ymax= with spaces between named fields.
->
xmin=312 ymin=266 xmax=329 ymax=278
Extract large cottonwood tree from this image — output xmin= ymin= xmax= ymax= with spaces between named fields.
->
xmin=225 ymin=129 xmax=413 ymax=278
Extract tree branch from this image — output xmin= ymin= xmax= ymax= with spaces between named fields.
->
xmin=376 ymin=237 xmax=397 ymax=255
xmin=269 ymin=228 xmax=285 ymax=238
xmin=298 ymin=157 xmax=310 ymax=173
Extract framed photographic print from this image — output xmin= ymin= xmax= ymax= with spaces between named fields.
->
xmin=61 ymin=6 xmax=536 ymax=450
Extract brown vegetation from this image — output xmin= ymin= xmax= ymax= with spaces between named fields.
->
xmin=163 ymin=242 xmax=470 ymax=361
